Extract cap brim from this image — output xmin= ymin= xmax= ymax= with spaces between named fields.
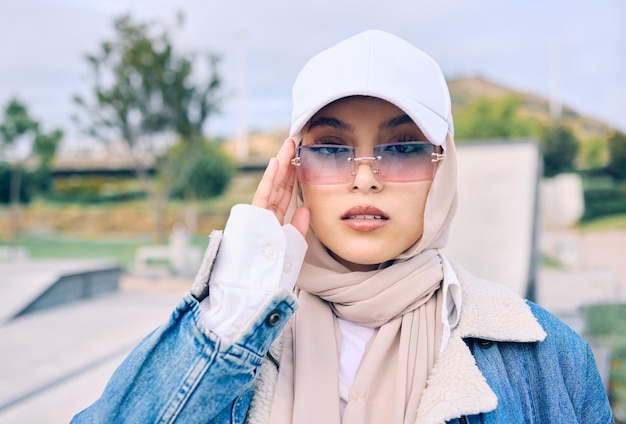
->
xmin=289 ymin=91 xmax=448 ymax=147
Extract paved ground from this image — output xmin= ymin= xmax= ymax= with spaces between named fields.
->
xmin=0 ymin=277 xmax=188 ymax=424
xmin=579 ymin=229 xmax=626 ymax=286
xmin=119 ymin=273 xmax=192 ymax=295
xmin=539 ymin=229 xmax=626 ymax=316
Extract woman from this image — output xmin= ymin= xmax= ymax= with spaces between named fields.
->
xmin=72 ymin=30 xmax=613 ymax=423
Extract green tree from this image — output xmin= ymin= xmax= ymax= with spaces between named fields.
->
xmin=73 ymin=13 xmax=224 ymax=241
xmin=30 ymin=128 xmax=63 ymax=193
xmin=579 ymin=137 xmax=607 ymax=170
xmin=606 ymin=131 xmax=626 ymax=180
xmin=453 ymin=96 xmax=537 ymax=141
xmin=1 ymin=99 xmax=40 ymax=242
xmin=540 ymin=123 xmax=579 ymax=177
xmin=0 ymin=164 xmax=30 ymax=203
xmin=0 ymin=98 xmax=63 ymax=242
xmin=167 ymin=139 xmax=236 ymax=200
xmin=0 ymin=99 xmax=37 ymax=154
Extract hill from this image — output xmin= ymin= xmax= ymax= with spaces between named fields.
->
xmin=448 ymin=76 xmax=614 ymax=141
xmin=222 ymin=76 xmax=616 ymax=161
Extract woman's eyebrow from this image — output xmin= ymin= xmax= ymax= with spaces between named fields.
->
xmin=308 ymin=116 xmax=353 ymax=132
xmin=379 ymin=114 xmax=414 ymax=130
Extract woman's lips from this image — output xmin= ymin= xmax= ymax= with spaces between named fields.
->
xmin=341 ymin=205 xmax=389 ymax=232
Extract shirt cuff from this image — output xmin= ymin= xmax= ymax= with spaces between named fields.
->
xmin=200 ymin=204 xmax=307 ymax=343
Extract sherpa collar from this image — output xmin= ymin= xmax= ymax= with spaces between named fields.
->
xmin=241 ymin=255 xmax=548 ymax=424
xmin=415 ymin=262 xmax=547 ymax=424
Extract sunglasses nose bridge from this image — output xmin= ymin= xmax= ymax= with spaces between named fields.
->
xmin=348 ymin=155 xmax=382 ymax=178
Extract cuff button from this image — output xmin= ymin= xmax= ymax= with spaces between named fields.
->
xmin=267 ymin=312 xmax=281 ymax=326
xmin=264 ymin=246 xmax=278 ymax=260
xmin=283 ymin=259 xmax=293 ymax=273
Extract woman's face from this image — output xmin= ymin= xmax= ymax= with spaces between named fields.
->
xmin=300 ymin=96 xmax=434 ymax=271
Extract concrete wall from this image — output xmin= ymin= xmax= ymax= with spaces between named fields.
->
xmin=15 ymin=267 xmax=122 ymax=318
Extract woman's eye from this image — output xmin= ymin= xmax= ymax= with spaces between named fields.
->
xmin=310 ymin=145 xmax=351 ymax=156
xmin=385 ymin=143 xmax=420 ymax=154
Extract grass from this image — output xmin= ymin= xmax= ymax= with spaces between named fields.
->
xmin=1 ymin=236 xmax=146 ymax=267
xmin=0 ymin=233 xmax=214 ymax=268
xmin=581 ymin=213 xmax=626 ymax=230
xmin=0 ymin=172 xmax=261 ymax=267
xmin=539 ymin=252 xmax=566 ymax=270
xmin=578 ymin=213 xmax=626 ymax=231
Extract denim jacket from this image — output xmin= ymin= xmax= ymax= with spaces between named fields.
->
xmin=72 ymin=232 xmax=613 ymax=423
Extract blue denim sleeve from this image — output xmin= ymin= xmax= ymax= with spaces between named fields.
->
xmin=527 ymin=302 xmax=613 ymax=423
xmin=71 ymin=290 xmax=297 ymax=423
xmin=468 ymin=302 xmax=614 ymax=423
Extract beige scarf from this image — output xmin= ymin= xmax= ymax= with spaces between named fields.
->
xmin=271 ymin=133 xmax=458 ymax=423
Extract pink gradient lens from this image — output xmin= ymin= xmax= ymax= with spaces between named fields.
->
xmin=294 ymin=142 xmax=440 ymax=184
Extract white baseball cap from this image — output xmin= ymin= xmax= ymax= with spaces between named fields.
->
xmin=289 ymin=30 xmax=453 ymax=146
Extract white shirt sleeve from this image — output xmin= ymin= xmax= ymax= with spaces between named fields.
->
xmin=199 ymin=204 xmax=307 ymax=343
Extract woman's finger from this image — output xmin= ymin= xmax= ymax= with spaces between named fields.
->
xmin=270 ymin=139 xmax=295 ymax=196
xmin=252 ymin=157 xmax=278 ymax=207
xmin=272 ymin=163 xmax=296 ymax=223
xmin=272 ymin=139 xmax=296 ymax=214
xmin=290 ymin=206 xmax=310 ymax=238
xmin=251 ymin=139 xmax=297 ymax=223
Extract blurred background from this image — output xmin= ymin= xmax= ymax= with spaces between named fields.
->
xmin=1 ymin=0 xmax=625 ymax=422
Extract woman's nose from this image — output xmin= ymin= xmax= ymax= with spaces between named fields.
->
xmin=349 ymin=158 xmax=383 ymax=192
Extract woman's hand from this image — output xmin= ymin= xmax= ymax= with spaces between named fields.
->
xmin=252 ymin=138 xmax=310 ymax=237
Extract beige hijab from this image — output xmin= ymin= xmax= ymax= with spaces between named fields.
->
xmin=271 ymin=132 xmax=458 ymax=424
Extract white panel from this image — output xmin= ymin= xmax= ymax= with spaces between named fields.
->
xmin=442 ymin=141 xmax=540 ymax=296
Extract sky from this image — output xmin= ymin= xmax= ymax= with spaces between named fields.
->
xmin=0 ymin=0 xmax=624 ymax=151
